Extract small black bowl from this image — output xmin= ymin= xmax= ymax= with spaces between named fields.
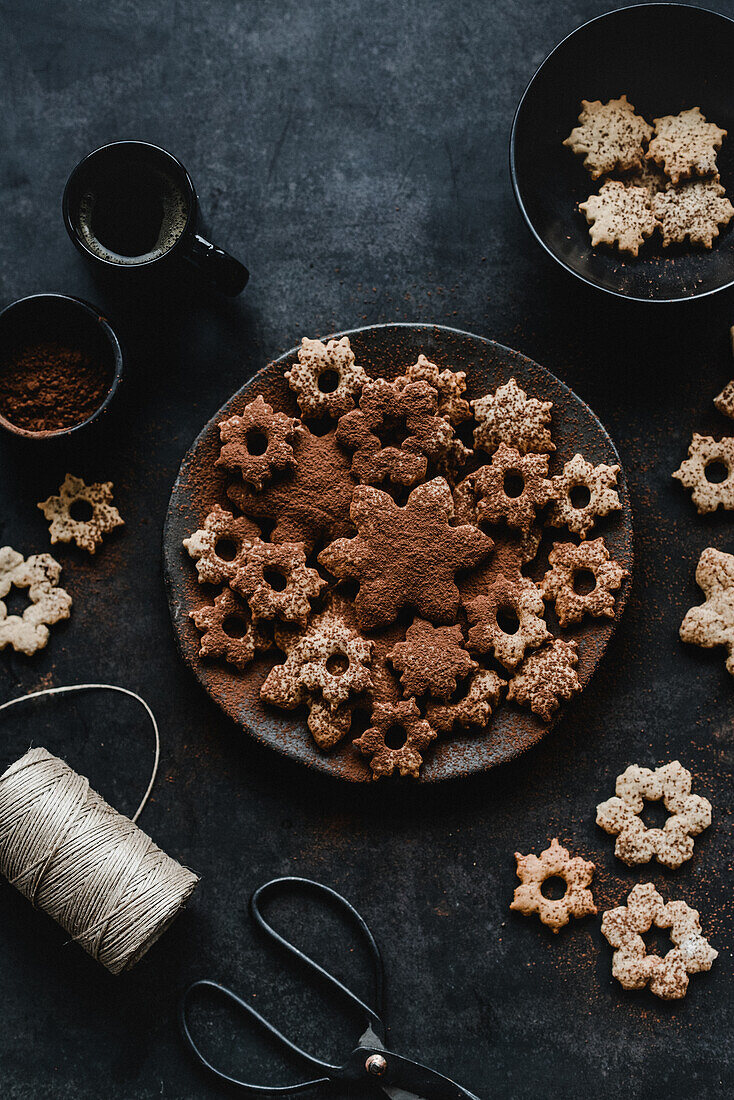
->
xmin=510 ymin=3 xmax=734 ymax=302
xmin=0 ymin=293 xmax=123 ymax=439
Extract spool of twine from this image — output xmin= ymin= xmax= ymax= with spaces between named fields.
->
xmin=0 ymin=688 xmax=199 ymax=974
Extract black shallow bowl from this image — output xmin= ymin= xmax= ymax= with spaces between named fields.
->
xmin=510 ymin=3 xmax=734 ymax=302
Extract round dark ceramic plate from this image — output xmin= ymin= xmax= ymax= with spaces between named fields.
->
xmin=163 ymin=324 xmax=633 ymax=783
xmin=510 ymin=3 xmax=734 ymax=302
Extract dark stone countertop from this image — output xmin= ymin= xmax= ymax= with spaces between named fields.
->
xmin=0 ymin=2 xmax=732 ymax=1097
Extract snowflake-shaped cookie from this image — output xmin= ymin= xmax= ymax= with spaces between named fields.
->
xmin=318 ymin=478 xmax=492 ymax=631
xmin=37 ymin=474 xmax=124 ymax=554
xmin=547 ymin=453 xmax=622 ymax=539
xmin=354 ymin=697 xmax=437 ymax=779
xmin=190 ymin=587 xmax=270 ymax=670
xmin=596 ymin=761 xmax=712 ymax=869
xmin=425 ymin=669 xmax=505 ymax=733
xmin=714 ymin=379 xmax=734 ymax=419
xmin=0 ymin=547 xmax=72 ymax=655
xmin=472 ymin=444 xmax=557 ymax=536
xmin=652 ymin=179 xmax=734 ymax=249
xmin=183 ymin=505 xmax=260 ymax=584
xmin=231 ymin=538 xmax=327 ymax=626
xmin=579 ymin=181 xmax=659 ymax=257
xmin=464 ymin=574 xmax=550 ymax=670
xmin=625 ymin=160 xmax=668 ymax=197
xmin=563 ymin=96 xmax=653 ymax=178
xmin=601 ymin=883 xmax=717 ymax=1000
xmin=680 ymin=547 xmax=734 ymax=674
xmin=402 ymin=353 xmax=472 ymax=426
xmin=647 ymin=107 xmax=727 ymax=185
xmin=387 ymin=618 xmax=477 ymax=700
xmin=510 ymin=838 xmax=597 ymax=933
xmin=216 ymin=396 xmax=301 ymax=489
xmin=471 ymin=378 xmax=554 ymax=455
xmin=285 ymin=336 xmax=369 ymax=418
xmin=672 ymin=434 xmax=734 ymax=513
xmin=507 ymin=639 xmax=581 ymax=722
xmin=541 ymin=538 xmax=628 ymax=627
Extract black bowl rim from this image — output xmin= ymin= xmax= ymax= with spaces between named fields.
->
xmin=0 ymin=292 xmax=124 ymax=439
xmin=509 ymin=2 xmax=734 ymax=305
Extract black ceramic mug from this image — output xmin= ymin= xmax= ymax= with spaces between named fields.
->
xmin=63 ymin=141 xmax=249 ymax=296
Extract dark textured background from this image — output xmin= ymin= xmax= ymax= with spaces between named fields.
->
xmin=0 ymin=2 xmax=732 ymax=1097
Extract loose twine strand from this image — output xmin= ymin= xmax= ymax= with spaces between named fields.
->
xmin=0 ymin=684 xmax=198 ymax=974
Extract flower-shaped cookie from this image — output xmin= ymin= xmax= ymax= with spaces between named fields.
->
xmin=183 ymin=505 xmax=260 ymax=584
xmin=540 ymin=538 xmax=628 ymax=627
xmin=319 ymin=478 xmax=492 ymax=631
xmin=579 ymin=181 xmax=659 ymax=257
xmin=216 ymin=396 xmax=301 ymax=489
xmin=596 ymin=761 xmax=712 ymax=869
xmin=601 ymin=883 xmax=717 ymax=1000
xmin=465 ymin=574 xmax=550 ymax=670
xmin=354 ymin=698 xmax=437 ymax=779
xmin=190 ymin=587 xmax=270 ymax=670
xmin=563 ymin=95 xmax=653 ymax=179
xmin=547 ymin=453 xmax=622 ymax=539
xmin=510 ymin=838 xmax=596 ymax=933
xmin=402 ymin=353 xmax=472 ymax=426
xmin=714 ymin=379 xmax=734 ymax=419
xmin=231 ymin=539 xmax=327 ymax=626
xmin=37 ymin=474 xmax=124 ymax=554
xmin=647 ymin=107 xmax=726 ymax=185
xmin=0 ymin=547 xmax=72 ymax=656
xmin=471 ymin=378 xmax=554 ymax=455
xmin=652 ymin=179 xmax=734 ymax=249
xmin=285 ymin=336 xmax=369 ymax=418
xmin=387 ymin=618 xmax=477 ymax=700
xmin=673 ymin=434 xmax=734 ymax=514
xmin=337 ymin=377 xmax=468 ymax=488
xmin=425 ymin=669 xmax=505 ymax=733
xmin=507 ymin=639 xmax=581 ymax=722
xmin=472 ymin=444 xmax=557 ymax=536
xmin=680 ymin=547 xmax=734 ymax=674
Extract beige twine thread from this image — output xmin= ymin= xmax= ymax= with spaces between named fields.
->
xmin=0 ymin=685 xmax=199 ymax=974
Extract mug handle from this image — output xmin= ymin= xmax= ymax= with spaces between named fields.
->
xmin=185 ymin=233 xmax=249 ymax=296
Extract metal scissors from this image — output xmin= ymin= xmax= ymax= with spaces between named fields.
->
xmin=180 ymin=877 xmax=482 ymax=1099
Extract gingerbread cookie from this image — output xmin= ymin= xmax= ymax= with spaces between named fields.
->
xmin=402 ymin=354 xmax=472 ymax=426
xmin=672 ymin=434 xmax=734 ymax=513
xmin=38 ymin=474 xmax=124 ymax=554
xmin=647 ymin=107 xmax=726 ymax=185
xmin=231 ymin=538 xmax=326 ymax=626
xmin=601 ymin=883 xmax=717 ymax=1000
xmin=547 ymin=453 xmax=622 ymax=539
xmin=507 ymin=639 xmax=581 ymax=722
xmin=387 ymin=618 xmax=477 ymax=700
xmin=652 ymin=179 xmax=734 ymax=249
xmin=471 ymin=378 xmax=554 ymax=456
xmin=541 ymin=538 xmax=628 ymax=628
xmin=510 ymin=838 xmax=596 ymax=933
xmin=464 ymin=574 xmax=550 ymax=670
xmin=183 ymin=505 xmax=260 ymax=584
xmin=285 ymin=335 xmax=369 ymax=418
xmin=680 ymin=547 xmax=734 ymax=674
xmin=216 ymin=396 xmax=301 ymax=489
xmin=579 ymin=180 xmax=659 ymax=257
xmin=471 ymin=444 xmax=557 ymax=536
xmin=0 ymin=547 xmax=72 ymax=656
xmin=190 ymin=588 xmax=270 ymax=670
xmin=596 ymin=761 xmax=712 ymax=869
xmin=563 ymin=96 xmax=653 ymax=179
xmin=354 ymin=698 xmax=437 ymax=779
xmin=425 ymin=669 xmax=505 ymax=733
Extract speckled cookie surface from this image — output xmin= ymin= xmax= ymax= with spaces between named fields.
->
xmin=680 ymin=547 xmax=734 ymax=674
xmin=647 ymin=107 xmax=726 ymax=185
xmin=579 ymin=180 xmax=658 ymax=257
xmin=652 ymin=178 xmax=734 ymax=248
xmin=563 ymin=95 xmax=652 ymax=179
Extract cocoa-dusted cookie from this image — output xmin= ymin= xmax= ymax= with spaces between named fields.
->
xmin=647 ymin=107 xmax=726 ymax=185
xmin=453 ymin=474 xmax=543 ymax=566
xmin=231 ymin=538 xmax=327 ymax=626
xmin=387 ymin=618 xmax=477 ymax=700
xmin=336 ymin=377 xmax=469 ymax=488
xmin=563 ymin=96 xmax=653 ymax=179
xmin=354 ymin=697 xmax=437 ymax=779
xmin=507 ymin=639 xmax=581 ymax=722
xmin=714 ymin=380 xmax=734 ymax=419
xmin=471 ymin=378 xmax=554 ymax=456
xmin=471 ymin=444 xmax=557 ymax=536
xmin=596 ymin=761 xmax=712 ymax=869
xmin=402 ymin=353 xmax=472 ymax=426
xmin=547 ymin=453 xmax=622 ymax=539
xmin=510 ymin=838 xmax=597 ymax=933
xmin=285 ymin=335 xmax=369 ymax=418
xmin=425 ymin=669 xmax=505 ymax=733
xmin=601 ymin=883 xmax=717 ymax=1001
xmin=216 ymin=396 xmax=301 ymax=489
xmin=624 ymin=160 xmax=668 ymax=197
xmin=0 ymin=547 xmax=72 ymax=656
xmin=38 ymin=473 xmax=124 ymax=554
xmin=227 ymin=427 xmax=355 ymax=552
xmin=318 ymin=478 xmax=492 ymax=631
xmin=680 ymin=547 xmax=734 ymax=674
xmin=183 ymin=505 xmax=260 ymax=584
xmin=541 ymin=538 xmax=628 ymax=627
xmin=672 ymin=434 xmax=734 ymax=513
xmin=652 ymin=179 xmax=734 ymax=249
xmin=190 ymin=588 xmax=270 ymax=671
xmin=464 ymin=574 xmax=550 ymax=670
xmin=579 ymin=180 xmax=659 ymax=257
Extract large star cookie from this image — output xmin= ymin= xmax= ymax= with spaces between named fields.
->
xmin=563 ymin=96 xmax=653 ymax=179
xmin=647 ymin=107 xmax=726 ymax=185
xmin=471 ymin=378 xmax=553 ymax=456
xmin=579 ymin=180 xmax=659 ymax=257
xmin=318 ymin=477 xmax=492 ymax=630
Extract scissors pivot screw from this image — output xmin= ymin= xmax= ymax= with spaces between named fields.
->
xmin=365 ymin=1053 xmax=388 ymax=1077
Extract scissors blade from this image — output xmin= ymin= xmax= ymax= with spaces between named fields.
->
xmin=359 ymin=1027 xmax=423 ymax=1100
xmin=353 ymin=1039 xmax=482 ymax=1100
